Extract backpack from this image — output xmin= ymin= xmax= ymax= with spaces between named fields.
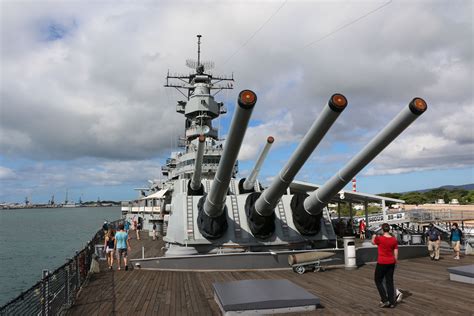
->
xmin=428 ymin=228 xmax=440 ymax=241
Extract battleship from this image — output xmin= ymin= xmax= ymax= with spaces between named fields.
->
xmin=4 ymin=36 xmax=474 ymax=316
xmin=121 ymin=35 xmax=428 ymax=267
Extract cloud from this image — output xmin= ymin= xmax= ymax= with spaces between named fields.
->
xmin=0 ymin=1 xmax=472 ymax=199
xmin=0 ymin=158 xmax=163 ymax=200
xmin=0 ymin=166 xmax=16 ymax=180
xmin=238 ymin=112 xmax=299 ymax=161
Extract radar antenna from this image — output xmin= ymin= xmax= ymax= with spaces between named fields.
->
xmin=197 ymin=34 xmax=201 ymax=67
xmin=166 ymin=35 xmax=233 ymax=100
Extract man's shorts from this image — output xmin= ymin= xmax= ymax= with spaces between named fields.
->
xmin=117 ymin=248 xmax=128 ymax=258
xmin=452 ymin=241 xmax=461 ymax=252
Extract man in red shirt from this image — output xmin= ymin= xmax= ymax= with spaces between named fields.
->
xmin=372 ymin=223 xmax=398 ymax=308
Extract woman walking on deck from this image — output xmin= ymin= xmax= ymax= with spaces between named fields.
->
xmin=104 ymin=230 xmax=115 ymax=270
xmin=372 ymin=223 xmax=399 ymax=308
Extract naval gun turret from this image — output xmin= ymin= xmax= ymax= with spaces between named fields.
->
xmin=124 ymin=35 xmax=428 ymax=260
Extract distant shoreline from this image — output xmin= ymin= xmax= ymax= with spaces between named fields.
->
xmin=1 ymin=204 xmax=119 ymax=210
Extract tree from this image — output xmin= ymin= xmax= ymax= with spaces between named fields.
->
xmin=443 ymin=192 xmax=450 ymax=204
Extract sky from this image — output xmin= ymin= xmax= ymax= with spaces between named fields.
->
xmin=0 ymin=0 xmax=473 ymax=204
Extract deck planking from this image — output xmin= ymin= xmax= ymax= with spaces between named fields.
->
xmin=68 ymin=231 xmax=474 ymax=315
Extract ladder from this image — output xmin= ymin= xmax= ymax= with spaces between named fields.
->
xmin=277 ymin=200 xmax=290 ymax=238
xmin=230 ymin=195 xmax=242 ymax=239
xmin=186 ymin=196 xmax=194 ymax=240
xmin=230 ymin=179 xmax=237 ymax=195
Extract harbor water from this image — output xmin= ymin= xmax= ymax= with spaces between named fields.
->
xmin=0 ymin=206 xmax=121 ymax=306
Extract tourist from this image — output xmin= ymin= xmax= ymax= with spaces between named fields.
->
xmin=372 ymin=223 xmax=399 ymax=308
xmin=104 ymin=230 xmax=115 ymax=270
xmin=136 ymin=221 xmax=141 ymax=240
xmin=152 ymin=223 xmax=157 ymax=240
xmin=133 ymin=219 xmax=138 ymax=231
xmin=115 ymin=223 xmax=131 ymax=271
xmin=337 ymin=219 xmax=345 ymax=238
xmin=425 ymin=223 xmax=441 ymax=261
xmin=102 ymin=221 xmax=108 ymax=233
xmin=124 ymin=220 xmax=130 ymax=233
xmin=359 ymin=219 xmax=366 ymax=240
xmin=450 ymin=223 xmax=463 ymax=260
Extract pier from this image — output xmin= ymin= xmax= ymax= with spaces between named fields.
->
xmin=66 ymin=231 xmax=473 ymax=315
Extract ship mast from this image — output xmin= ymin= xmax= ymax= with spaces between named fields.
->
xmin=163 ymin=35 xmax=235 ymax=179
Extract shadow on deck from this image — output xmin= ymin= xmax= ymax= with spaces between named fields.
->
xmin=67 ymin=231 xmax=473 ymax=315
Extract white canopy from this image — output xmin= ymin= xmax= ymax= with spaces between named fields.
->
xmin=141 ymin=189 xmax=168 ymax=200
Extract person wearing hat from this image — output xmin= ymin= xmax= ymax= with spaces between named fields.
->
xmin=425 ymin=223 xmax=441 ymax=261
xmin=102 ymin=221 xmax=109 ymax=233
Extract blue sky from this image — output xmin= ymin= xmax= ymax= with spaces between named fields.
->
xmin=1 ymin=1 xmax=473 ymax=203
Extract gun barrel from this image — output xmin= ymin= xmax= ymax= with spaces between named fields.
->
xmin=190 ymin=135 xmax=206 ymax=191
xmin=254 ymin=94 xmax=348 ymax=216
xmin=204 ymin=90 xmax=257 ymax=217
xmin=242 ymin=136 xmax=274 ymax=191
xmin=304 ymin=98 xmax=428 ymax=215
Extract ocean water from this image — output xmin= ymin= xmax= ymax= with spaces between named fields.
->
xmin=0 ymin=206 xmax=121 ymax=306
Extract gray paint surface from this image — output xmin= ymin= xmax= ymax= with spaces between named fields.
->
xmin=447 ymin=264 xmax=474 ymax=278
xmin=131 ymin=245 xmax=428 ymax=270
xmin=213 ymin=279 xmax=320 ymax=311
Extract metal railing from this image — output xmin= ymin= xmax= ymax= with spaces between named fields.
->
xmin=408 ymin=209 xmax=474 ymax=222
xmin=0 ymin=220 xmax=122 ymax=316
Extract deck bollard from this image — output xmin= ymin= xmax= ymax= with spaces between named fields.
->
xmin=142 ymin=246 xmax=145 ymax=259
xmin=343 ymin=236 xmax=357 ymax=270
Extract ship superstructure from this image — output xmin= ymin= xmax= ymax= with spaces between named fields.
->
xmin=161 ymin=34 xmax=234 ymax=183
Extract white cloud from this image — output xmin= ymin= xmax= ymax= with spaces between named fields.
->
xmin=0 ymin=0 xmax=472 ymax=198
xmin=238 ymin=112 xmax=298 ymax=161
xmin=0 ymin=166 xmax=16 ymax=180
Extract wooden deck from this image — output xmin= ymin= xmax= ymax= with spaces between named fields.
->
xmin=68 ymin=232 xmax=474 ymax=315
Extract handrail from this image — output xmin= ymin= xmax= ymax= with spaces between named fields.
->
xmin=0 ymin=219 xmax=122 ymax=316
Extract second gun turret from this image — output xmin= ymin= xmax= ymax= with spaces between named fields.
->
xmin=239 ymin=136 xmax=274 ymax=193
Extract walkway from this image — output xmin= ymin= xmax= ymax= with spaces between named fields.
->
xmin=67 ymin=232 xmax=473 ymax=315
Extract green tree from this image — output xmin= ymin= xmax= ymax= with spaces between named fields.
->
xmin=443 ymin=192 xmax=450 ymax=204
